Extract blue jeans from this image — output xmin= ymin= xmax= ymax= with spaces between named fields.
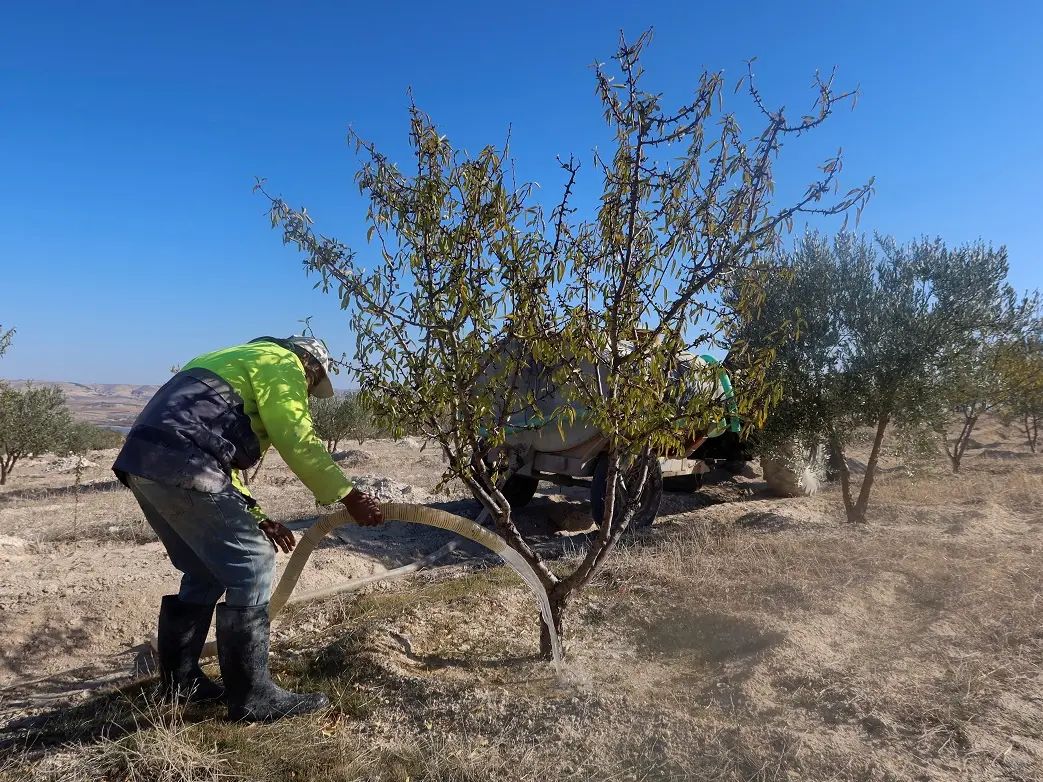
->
xmin=127 ymin=475 xmax=275 ymax=607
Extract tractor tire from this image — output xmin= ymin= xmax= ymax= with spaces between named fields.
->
xmin=591 ymin=457 xmax=663 ymax=530
xmin=760 ymin=441 xmax=824 ymax=498
xmin=500 ymin=473 xmax=540 ymax=510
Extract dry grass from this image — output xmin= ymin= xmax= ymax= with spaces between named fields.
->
xmin=4 ymin=437 xmax=1041 ymax=781
xmin=588 ymin=454 xmax=1043 ymax=779
xmin=882 ymin=455 xmax=1043 ymax=519
xmin=0 ymin=478 xmax=153 ymax=545
xmin=1 ymin=692 xmax=554 ymax=782
xmin=2 ymin=695 xmax=232 ymax=782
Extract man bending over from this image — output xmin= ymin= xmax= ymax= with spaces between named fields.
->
xmin=113 ymin=335 xmax=383 ymax=722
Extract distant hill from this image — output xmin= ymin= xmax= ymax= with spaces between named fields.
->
xmin=5 ymin=377 xmax=358 ymax=431
xmin=4 ymin=380 xmax=160 ymax=429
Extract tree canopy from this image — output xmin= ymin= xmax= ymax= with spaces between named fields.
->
xmin=0 ymin=384 xmax=74 ymax=485
xmin=738 ymin=232 xmax=1016 ymax=521
xmin=264 ymin=32 xmax=873 ymax=653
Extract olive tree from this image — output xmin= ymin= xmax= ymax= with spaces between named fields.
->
xmin=999 ymin=333 xmax=1043 ymax=453
xmin=728 ymin=233 xmax=854 ymax=489
xmin=0 ymin=384 xmax=73 ymax=485
xmin=741 ymin=233 xmax=1013 ymax=522
xmin=938 ymin=289 xmax=1037 ymax=471
xmin=310 ymin=392 xmax=380 ymax=453
xmin=840 ymin=238 xmax=1013 ymax=515
xmin=262 ymin=32 xmax=871 ymax=654
xmin=65 ymin=421 xmax=125 ymax=453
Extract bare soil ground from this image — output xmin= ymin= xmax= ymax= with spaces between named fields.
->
xmin=1 ymin=419 xmax=1041 ymax=781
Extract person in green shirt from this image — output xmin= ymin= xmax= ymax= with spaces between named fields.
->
xmin=113 ymin=335 xmax=383 ymax=722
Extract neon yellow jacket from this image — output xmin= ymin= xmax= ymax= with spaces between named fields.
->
xmin=182 ymin=340 xmax=353 ymax=510
xmin=114 ymin=338 xmax=352 ymax=518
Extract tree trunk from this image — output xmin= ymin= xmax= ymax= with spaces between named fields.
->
xmin=948 ymin=413 xmax=979 ymax=474
xmin=829 ymin=432 xmax=854 ymax=518
xmin=849 ymin=414 xmax=890 ymax=524
xmin=1025 ymin=413 xmax=1039 ymax=454
xmin=0 ymin=455 xmax=14 ymax=486
xmin=533 ymin=458 xmax=648 ymax=660
xmin=539 ymin=591 xmax=567 ymax=660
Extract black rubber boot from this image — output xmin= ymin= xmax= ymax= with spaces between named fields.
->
xmin=216 ymin=602 xmax=329 ymax=722
xmin=157 ymin=595 xmax=224 ymax=704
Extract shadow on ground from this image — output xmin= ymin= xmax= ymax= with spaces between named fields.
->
xmin=289 ymin=470 xmax=766 ymax=575
xmin=0 ymin=675 xmax=165 ymax=754
xmin=641 ymin=609 xmax=785 ymax=663
xmin=0 ymin=639 xmax=155 ymax=739
xmin=0 ymin=479 xmax=124 ymax=504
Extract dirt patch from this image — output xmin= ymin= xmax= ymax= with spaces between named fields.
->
xmin=346 ymin=476 xmax=428 ymax=503
xmin=0 ymin=535 xmax=28 ymax=550
xmin=0 ymin=440 xmax=454 ymax=695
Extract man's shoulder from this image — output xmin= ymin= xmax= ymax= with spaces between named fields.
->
xmin=187 ymin=340 xmax=297 ymax=369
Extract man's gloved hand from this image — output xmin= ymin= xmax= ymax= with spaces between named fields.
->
xmin=259 ymin=520 xmax=296 ymax=553
xmin=342 ymin=489 xmax=384 ymax=527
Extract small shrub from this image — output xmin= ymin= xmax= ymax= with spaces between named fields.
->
xmin=66 ymin=421 xmax=125 ymax=452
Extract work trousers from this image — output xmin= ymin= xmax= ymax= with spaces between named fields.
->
xmin=127 ymin=475 xmax=274 ymax=607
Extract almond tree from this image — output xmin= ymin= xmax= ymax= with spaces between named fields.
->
xmin=262 ymin=31 xmax=871 ymax=654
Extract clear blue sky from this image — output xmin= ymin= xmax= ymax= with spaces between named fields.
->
xmin=2 ymin=1 xmax=1040 ymax=384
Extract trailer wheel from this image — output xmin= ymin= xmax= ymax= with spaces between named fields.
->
xmin=500 ymin=473 xmax=540 ymax=510
xmin=591 ymin=457 xmax=663 ymax=530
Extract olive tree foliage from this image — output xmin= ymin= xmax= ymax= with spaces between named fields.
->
xmin=310 ymin=392 xmax=381 ymax=453
xmin=0 ymin=384 xmax=73 ymax=485
xmin=728 ymin=233 xmax=851 ymax=471
xmin=65 ymin=421 xmax=125 ymax=453
xmin=261 ymin=32 xmax=871 ymax=655
xmin=937 ymin=287 xmax=1037 ymax=472
xmin=845 ymin=239 xmax=1013 ymax=501
xmin=739 ymin=233 xmax=1013 ymax=522
xmin=999 ymin=331 xmax=1043 ymax=453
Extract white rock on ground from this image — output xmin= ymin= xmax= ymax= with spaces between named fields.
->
xmin=47 ymin=456 xmax=98 ymax=472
